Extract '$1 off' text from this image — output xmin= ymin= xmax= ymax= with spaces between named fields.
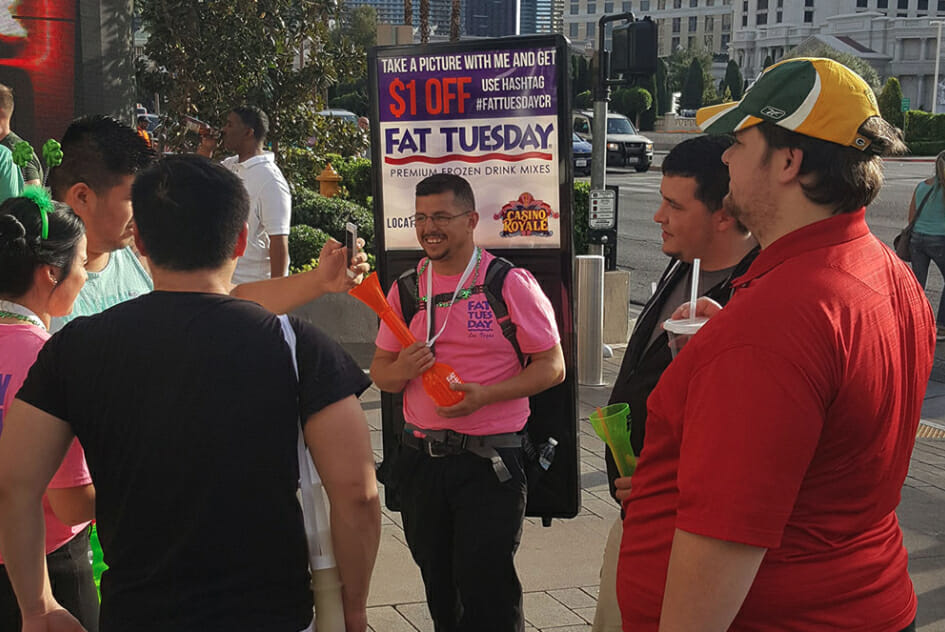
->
xmin=389 ymin=77 xmax=473 ymax=118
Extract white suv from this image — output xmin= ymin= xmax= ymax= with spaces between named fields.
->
xmin=573 ymin=111 xmax=654 ymax=172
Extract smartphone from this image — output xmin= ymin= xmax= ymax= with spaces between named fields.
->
xmin=344 ymin=222 xmax=358 ymax=278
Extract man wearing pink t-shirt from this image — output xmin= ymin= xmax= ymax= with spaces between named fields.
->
xmin=371 ymin=173 xmax=565 ymax=632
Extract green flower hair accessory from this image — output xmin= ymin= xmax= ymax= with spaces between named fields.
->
xmin=21 ymin=185 xmax=54 ymax=240
xmin=12 ymin=141 xmax=34 ymax=168
xmin=42 ymin=139 xmax=63 ymax=169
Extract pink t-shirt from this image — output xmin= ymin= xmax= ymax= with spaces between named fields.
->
xmin=376 ymin=250 xmax=560 ymax=435
xmin=0 ymin=324 xmax=92 ymax=560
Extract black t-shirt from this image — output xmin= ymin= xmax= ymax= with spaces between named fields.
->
xmin=17 ymin=292 xmax=370 ymax=632
xmin=1 ymin=131 xmax=43 ymax=183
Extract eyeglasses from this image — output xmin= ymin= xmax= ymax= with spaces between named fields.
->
xmin=412 ymin=211 xmax=471 ymax=227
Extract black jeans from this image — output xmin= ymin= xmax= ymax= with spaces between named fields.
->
xmin=398 ymin=446 xmax=527 ymax=632
xmin=0 ymin=525 xmax=99 ymax=631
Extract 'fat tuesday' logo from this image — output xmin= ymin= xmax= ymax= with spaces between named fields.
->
xmin=495 ymin=193 xmax=558 ymax=238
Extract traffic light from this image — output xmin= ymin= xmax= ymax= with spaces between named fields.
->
xmin=611 ymin=17 xmax=658 ymax=78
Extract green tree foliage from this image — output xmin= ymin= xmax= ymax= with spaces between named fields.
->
xmin=327 ymin=4 xmax=378 ymax=116
xmin=680 ymin=58 xmax=704 ymax=110
xmin=783 ymin=42 xmax=880 ymax=91
xmin=638 ymin=75 xmax=658 ymax=130
xmin=878 ymin=77 xmax=905 ymax=129
xmin=655 ymin=57 xmax=669 ymax=115
xmin=137 ymin=0 xmax=362 ymax=162
xmin=575 ymin=90 xmax=593 ymax=109
xmin=763 ymin=54 xmax=774 ymax=70
xmin=613 ymin=86 xmax=653 ymax=128
xmin=723 ymin=59 xmax=744 ymax=100
xmin=665 ymin=48 xmax=713 ymax=94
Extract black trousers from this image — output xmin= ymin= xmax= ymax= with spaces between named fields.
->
xmin=399 ymin=446 xmax=527 ymax=632
xmin=0 ymin=525 xmax=99 ymax=631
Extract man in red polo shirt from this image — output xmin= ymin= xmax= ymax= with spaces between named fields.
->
xmin=617 ymin=57 xmax=935 ymax=632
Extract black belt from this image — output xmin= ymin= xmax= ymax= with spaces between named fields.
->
xmin=402 ymin=424 xmax=523 ymax=482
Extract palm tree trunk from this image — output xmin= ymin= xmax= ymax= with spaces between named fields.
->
xmin=420 ymin=0 xmax=429 ymax=43
xmin=404 ymin=0 xmax=412 ymax=26
xmin=450 ymin=0 xmax=460 ymax=41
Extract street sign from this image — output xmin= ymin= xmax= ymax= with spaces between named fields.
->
xmin=901 ymin=97 xmax=910 ymax=112
xmin=589 ymin=188 xmax=616 ymax=230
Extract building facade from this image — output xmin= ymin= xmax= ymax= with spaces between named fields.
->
xmin=562 ymin=0 xmax=733 ymax=54
xmin=732 ymin=0 xmax=945 ymax=109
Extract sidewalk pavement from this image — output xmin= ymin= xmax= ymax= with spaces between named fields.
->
xmin=361 ymin=345 xmax=945 ymax=632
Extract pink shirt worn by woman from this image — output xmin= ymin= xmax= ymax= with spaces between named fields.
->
xmin=0 ymin=324 xmax=92 ymax=561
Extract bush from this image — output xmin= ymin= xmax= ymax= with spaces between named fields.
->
xmin=680 ymin=59 xmax=704 ymax=111
xmin=289 ymin=225 xmax=330 ymax=273
xmin=573 ymin=181 xmax=590 ymax=256
xmin=907 ymin=140 xmax=945 ymax=156
xmin=904 ymin=110 xmax=945 ymax=143
xmin=878 ymin=77 xmax=905 ymax=129
xmin=334 ymin=157 xmax=373 ymax=206
xmin=291 ymin=187 xmax=375 ymax=257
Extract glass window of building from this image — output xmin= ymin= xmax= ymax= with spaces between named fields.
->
xmin=673 ymin=17 xmax=681 ymax=31
xmin=674 ymin=0 xmax=682 ymax=7
xmin=570 ymin=22 xmax=579 ymax=36
xmin=691 ymin=0 xmax=698 ymax=6
xmin=641 ymin=0 xmax=649 ymax=8
xmin=897 ymin=0 xmax=907 ymax=7
xmin=722 ymin=13 xmax=731 ymax=29
xmin=758 ymin=12 xmax=767 ymax=23
xmin=757 ymin=0 xmax=767 ymax=8
xmin=776 ymin=9 xmax=782 ymax=20
xmin=804 ymin=0 xmax=813 ymax=5
xmin=704 ymin=34 xmax=714 ymax=48
xmin=571 ymin=2 xmax=579 ymax=13
xmin=707 ymin=0 xmax=715 ymax=5
xmin=623 ymin=1 xmax=632 ymax=9
xmin=742 ymin=13 xmax=748 ymax=25
xmin=721 ymin=33 xmax=730 ymax=48
xmin=605 ymin=2 xmax=614 ymax=11
xmin=706 ymin=16 xmax=714 ymax=30
xmin=803 ymin=9 xmax=813 ymax=20
xmin=917 ymin=0 xmax=927 ymax=10
xmin=689 ymin=16 xmax=697 ymax=30
xmin=588 ymin=2 xmax=596 ymax=12
xmin=672 ymin=35 xmax=680 ymax=49
xmin=658 ymin=0 xmax=665 ymax=9
xmin=688 ymin=35 xmax=696 ymax=48
xmin=587 ymin=21 xmax=594 ymax=36
xmin=856 ymin=0 xmax=867 ymax=5
xmin=939 ymin=0 xmax=945 ymax=10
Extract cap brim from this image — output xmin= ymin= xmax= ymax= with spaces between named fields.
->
xmin=696 ymin=101 xmax=763 ymax=135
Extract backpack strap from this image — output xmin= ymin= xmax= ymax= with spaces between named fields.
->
xmin=483 ymin=257 xmax=526 ymax=367
xmin=397 ymin=266 xmax=421 ymax=326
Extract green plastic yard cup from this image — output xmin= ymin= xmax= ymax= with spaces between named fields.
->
xmin=589 ymin=403 xmax=636 ymax=477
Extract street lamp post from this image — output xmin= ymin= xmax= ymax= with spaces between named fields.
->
xmin=933 ymin=20 xmax=945 ymax=114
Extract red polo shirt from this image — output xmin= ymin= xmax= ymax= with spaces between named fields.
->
xmin=618 ymin=209 xmax=934 ymax=631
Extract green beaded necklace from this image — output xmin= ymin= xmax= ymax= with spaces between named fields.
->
xmin=417 ymin=247 xmax=483 ymax=308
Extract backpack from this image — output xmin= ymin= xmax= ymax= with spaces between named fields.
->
xmin=396 ymin=256 xmax=525 ymax=367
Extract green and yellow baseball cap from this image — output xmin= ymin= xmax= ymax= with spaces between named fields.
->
xmin=696 ymin=57 xmax=881 ymax=151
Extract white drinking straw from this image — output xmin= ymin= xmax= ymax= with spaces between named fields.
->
xmin=689 ymin=258 xmax=701 ymax=323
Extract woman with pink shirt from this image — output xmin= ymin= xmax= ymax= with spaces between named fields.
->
xmin=0 ymin=191 xmax=98 ymax=630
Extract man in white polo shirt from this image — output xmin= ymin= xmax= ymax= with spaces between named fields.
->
xmin=221 ymin=106 xmax=291 ymax=283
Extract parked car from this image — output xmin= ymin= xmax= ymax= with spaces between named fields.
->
xmin=572 ymin=132 xmax=592 ymax=176
xmin=317 ymin=109 xmax=358 ymax=125
xmin=573 ymin=110 xmax=654 ymax=172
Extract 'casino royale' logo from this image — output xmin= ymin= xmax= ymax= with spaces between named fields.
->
xmin=495 ymin=193 xmax=557 ymax=238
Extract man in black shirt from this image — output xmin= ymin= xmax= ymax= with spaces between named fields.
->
xmin=591 ymin=136 xmax=758 ymax=631
xmin=0 ymin=155 xmax=380 ymax=632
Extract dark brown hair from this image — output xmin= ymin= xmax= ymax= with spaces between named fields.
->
xmin=757 ymin=117 xmax=907 ymax=214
